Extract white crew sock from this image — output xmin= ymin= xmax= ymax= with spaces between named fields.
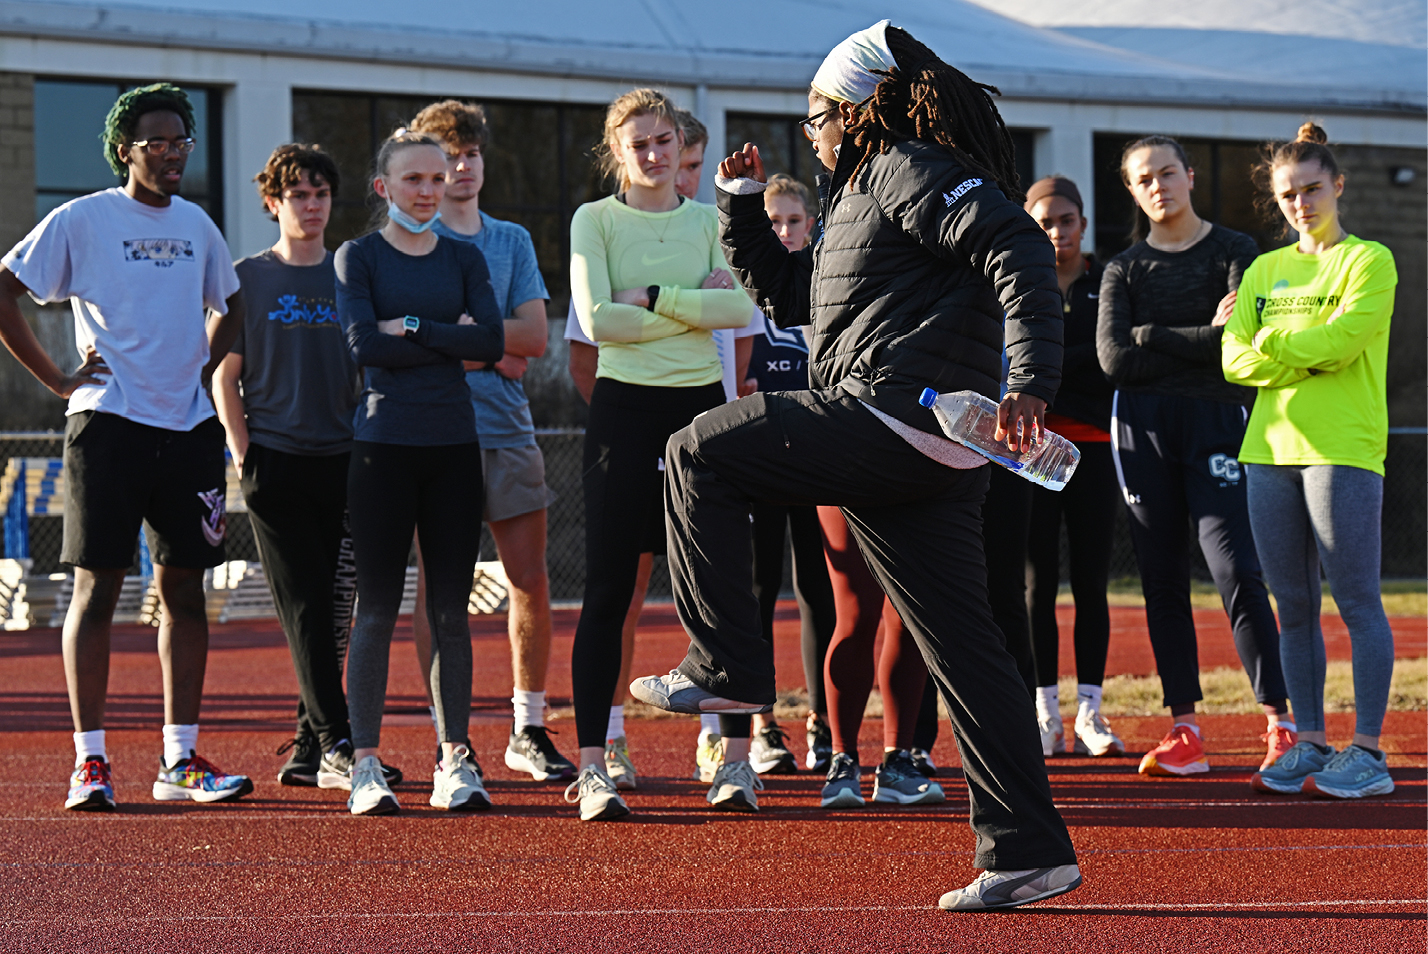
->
xmin=161 ymin=724 xmax=199 ymax=767
xmin=606 ymin=705 xmax=625 ymax=743
xmin=698 ymin=714 xmax=721 ymax=743
xmin=73 ymin=730 xmax=106 ymax=767
xmin=1035 ymin=685 xmax=1059 ymax=722
xmin=512 ymin=690 xmax=546 ymax=730
xmin=1172 ymin=721 xmax=1202 ymax=737
xmin=1076 ymin=684 xmax=1104 ymax=713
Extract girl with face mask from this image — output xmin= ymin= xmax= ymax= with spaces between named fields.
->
xmin=333 ymin=131 xmax=504 ymax=816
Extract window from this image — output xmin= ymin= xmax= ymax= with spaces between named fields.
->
xmin=33 ymin=79 xmax=222 ymax=230
xmin=291 ymin=91 xmax=607 ymax=313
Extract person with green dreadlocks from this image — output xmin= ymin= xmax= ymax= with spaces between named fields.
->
xmin=0 ymin=82 xmax=251 ymax=812
xmin=629 ymin=21 xmax=1080 ymax=910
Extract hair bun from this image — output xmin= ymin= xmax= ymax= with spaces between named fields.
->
xmin=1296 ymin=122 xmax=1328 ymax=144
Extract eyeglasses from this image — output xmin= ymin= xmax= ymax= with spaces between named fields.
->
xmin=127 ymin=137 xmax=196 ymax=156
xmin=798 ymin=108 xmax=835 ymax=142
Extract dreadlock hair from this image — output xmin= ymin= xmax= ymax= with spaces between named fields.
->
xmin=1118 ymin=135 xmax=1193 ymax=243
xmin=254 ymin=143 xmax=341 ymax=220
xmin=1252 ymin=122 xmax=1344 ymax=237
xmin=100 ymin=83 xmax=195 ymax=179
xmin=837 ymin=26 xmax=1022 ymax=202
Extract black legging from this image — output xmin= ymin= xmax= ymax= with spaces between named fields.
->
xmin=751 ymin=501 xmax=836 ymax=716
xmin=1026 ymin=441 xmax=1119 ymax=688
xmin=345 ymin=441 xmax=482 ymax=750
xmin=572 ymin=378 xmax=725 ymax=749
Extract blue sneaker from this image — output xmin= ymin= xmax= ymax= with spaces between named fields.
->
xmin=820 ymin=752 xmax=864 ymax=809
xmin=152 ymin=751 xmax=254 ymax=803
xmin=66 ymin=756 xmax=116 ymax=812
xmin=1303 ymin=744 xmax=1395 ymax=799
xmin=1251 ymin=740 xmax=1334 ymax=794
xmin=873 ymin=749 xmax=946 ymax=805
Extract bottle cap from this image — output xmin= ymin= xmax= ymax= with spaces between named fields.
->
xmin=918 ymin=388 xmax=937 ymax=408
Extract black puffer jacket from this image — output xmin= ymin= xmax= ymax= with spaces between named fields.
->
xmin=718 ymin=135 xmax=1063 ymax=436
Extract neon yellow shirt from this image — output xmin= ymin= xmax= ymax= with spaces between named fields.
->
xmin=1221 ymin=235 xmax=1396 ymax=474
xmin=569 ymin=196 xmax=752 ymax=387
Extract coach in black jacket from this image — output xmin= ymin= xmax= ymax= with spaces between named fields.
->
xmin=630 ymin=24 xmax=1079 ymax=908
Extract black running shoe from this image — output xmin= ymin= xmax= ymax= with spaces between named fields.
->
xmin=806 ymin=717 xmax=833 ymax=773
xmin=750 ymin=724 xmax=798 ymax=774
xmin=504 ymin=725 xmax=577 ymax=781
xmin=276 ymin=734 xmax=320 ymax=787
xmin=909 ymin=747 xmax=939 ymax=778
xmin=319 ymin=740 xmax=402 ymax=789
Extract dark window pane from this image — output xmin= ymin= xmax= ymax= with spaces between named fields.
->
xmin=1009 ymin=129 xmax=1035 ymax=197
xmin=292 ymin=92 xmax=378 ymax=248
xmin=482 ymin=102 xmax=561 ymax=209
xmin=726 ymin=113 xmax=818 ymax=194
xmin=179 ymin=88 xmax=210 ymax=201
xmin=563 ymin=105 xmax=610 ymax=210
xmin=34 ymin=81 xmax=121 ymax=194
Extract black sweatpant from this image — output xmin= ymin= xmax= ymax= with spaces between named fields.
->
xmin=346 ymin=441 xmax=483 ymax=750
xmin=572 ymin=378 xmax=725 ymax=749
xmin=751 ymin=500 xmax=836 ymax=716
xmin=1026 ymin=441 xmax=1118 ymax=688
xmin=982 ymin=467 xmax=1035 ymax=694
xmin=1111 ymin=390 xmax=1285 ymax=709
xmin=241 ymin=443 xmax=354 ymax=751
xmin=665 ymin=386 xmax=1075 ymax=870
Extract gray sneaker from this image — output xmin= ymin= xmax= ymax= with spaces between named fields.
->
xmin=429 ymin=745 xmax=491 ymax=811
xmin=873 ymin=750 xmax=945 ymax=805
xmin=629 ymin=670 xmax=772 ymax=715
xmin=347 ymin=755 xmax=399 ymax=816
xmin=706 ymin=758 xmax=763 ymax=812
xmin=938 ymin=864 xmax=1082 ymax=911
xmin=563 ymin=764 xmax=630 ymax=822
xmin=1303 ymin=744 xmax=1395 ymax=799
xmin=820 ymin=752 xmax=864 ymax=809
xmin=1251 ymin=740 xmax=1334 ymax=794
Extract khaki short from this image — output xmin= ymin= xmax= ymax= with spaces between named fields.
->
xmin=483 ymin=444 xmax=556 ymax=523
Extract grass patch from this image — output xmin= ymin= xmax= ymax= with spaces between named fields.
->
xmin=1074 ymin=579 xmax=1426 ymax=616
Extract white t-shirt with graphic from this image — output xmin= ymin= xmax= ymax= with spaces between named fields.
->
xmin=3 ymin=188 xmax=240 ymax=432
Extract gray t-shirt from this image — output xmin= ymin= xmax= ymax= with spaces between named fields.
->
xmin=433 ymin=212 xmax=549 ymax=449
xmin=232 ymin=250 xmax=358 ymax=455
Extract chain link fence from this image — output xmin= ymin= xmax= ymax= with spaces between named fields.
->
xmin=2 ymin=429 xmax=1423 ymax=597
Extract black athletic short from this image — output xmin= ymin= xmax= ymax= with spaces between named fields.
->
xmin=61 ymin=411 xmax=228 ymax=570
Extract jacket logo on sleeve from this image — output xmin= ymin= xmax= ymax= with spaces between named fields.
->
xmin=123 ymin=239 xmax=194 ymax=265
xmin=943 ymin=178 xmax=983 ymax=207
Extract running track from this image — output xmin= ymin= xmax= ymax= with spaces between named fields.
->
xmin=1 ymin=605 xmax=1424 ymax=952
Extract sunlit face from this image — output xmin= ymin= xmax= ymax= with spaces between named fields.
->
xmin=806 ymin=91 xmax=846 ymax=172
xmin=373 ymin=143 xmax=447 ymax=223
xmin=119 ymin=110 xmax=189 ymax=197
xmin=612 ymin=114 xmax=680 ymax=190
xmin=1124 ymin=145 xmax=1195 ymax=224
xmin=267 ymin=171 xmax=331 ymax=243
xmin=1271 ymin=159 xmax=1343 ymax=238
xmin=1028 ymin=194 xmax=1085 ymax=267
xmin=765 ymin=194 xmax=813 ymax=251
xmin=675 ymin=142 xmax=706 ymax=200
xmin=443 ymin=141 xmax=484 ymax=202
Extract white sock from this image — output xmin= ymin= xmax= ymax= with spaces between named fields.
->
xmin=429 ymin=706 xmax=440 ymax=742
xmin=1035 ymin=685 xmax=1059 ymax=722
xmin=1274 ymin=720 xmax=1297 ymax=732
xmin=1173 ymin=721 xmax=1202 ymax=737
xmin=606 ymin=705 xmax=624 ymax=743
xmin=699 ymin=714 xmax=721 ymax=742
xmin=1076 ymin=684 xmax=1103 ymax=713
xmin=73 ymin=730 xmax=106 ymax=767
xmin=161 ymin=724 xmax=198 ymax=767
xmin=512 ymin=689 xmax=546 ymax=730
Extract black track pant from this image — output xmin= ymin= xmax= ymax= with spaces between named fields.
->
xmin=346 ymin=441 xmax=483 ymax=750
xmin=751 ymin=500 xmax=836 ymax=715
xmin=1111 ymin=390 xmax=1285 ymax=709
xmin=666 ymin=386 xmax=1075 ymax=870
xmin=241 ymin=443 xmax=355 ymax=752
xmin=1027 ymin=441 xmax=1118 ymax=688
xmin=982 ymin=467 xmax=1035 ymax=694
xmin=572 ymin=378 xmax=725 ymax=749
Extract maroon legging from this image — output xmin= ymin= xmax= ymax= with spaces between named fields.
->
xmin=818 ymin=505 xmax=929 ymax=756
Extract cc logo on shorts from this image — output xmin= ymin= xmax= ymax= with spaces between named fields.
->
xmin=1208 ymin=453 xmax=1242 ymax=484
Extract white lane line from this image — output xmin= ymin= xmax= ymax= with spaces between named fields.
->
xmin=1057 ymin=801 xmax=1428 ymax=810
xmin=1051 ymin=899 xmax=1427 ymax=911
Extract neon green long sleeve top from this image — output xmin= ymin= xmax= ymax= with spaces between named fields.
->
xmin=1221 ymin=235 xmax=1397 ymax=474
xmin=569 ymin=196 xmax=752 ymax=387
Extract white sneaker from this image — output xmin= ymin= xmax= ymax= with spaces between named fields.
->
xmin=563 ymin=764 xmax=630 ymax=822
xmin=604 ymin=736 xmax=637 ymax=791
xmin=1038 ymin=714 xmax=1065 ymax=758
xmin=1073 ymin=705 xmax=1125 ymax=757
xmin=348 ymin=755 xmax=399 ymax=816
xmin=938 ymin=864 xmax=1082 ymax=911
xmin=429 ymin=745 xmax=491 ymax=811
xmin=706 ymin=758 xmax=763 ymax=813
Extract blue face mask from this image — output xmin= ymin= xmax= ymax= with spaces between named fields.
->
xmin=386 ymin=199 xmax=441 ymax=234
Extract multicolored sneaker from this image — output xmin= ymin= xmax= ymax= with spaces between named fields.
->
xmin=66 ymin=756 xmax=116 ymax=812
xmin=152 ymin=751 xmax=254 ymax=803
xmin=1259 ymin=724 xmax=1298 ymax=772
xmin=1251 ymin=740 xmax=1333 ymax=794
xmin=1303 ymin=744 xmax=1395 ymax=799
xmin=1138 ymin=724 xmax=1209 ymax=777
xmin=693 ymin=732 xmax=723 ymax=783
xmin=604 ymin=736 xmax=637 ymax=791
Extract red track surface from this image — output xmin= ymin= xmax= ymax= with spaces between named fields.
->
xmin=2 ymin=604 xmax=1424 ymax=952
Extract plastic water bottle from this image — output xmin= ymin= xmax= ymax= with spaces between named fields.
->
xmin=918 ymin=388 xmax=1081 ymax=491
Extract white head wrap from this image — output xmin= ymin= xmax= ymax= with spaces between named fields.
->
xmin=811 ymin=20 xmax=896 ymax=105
